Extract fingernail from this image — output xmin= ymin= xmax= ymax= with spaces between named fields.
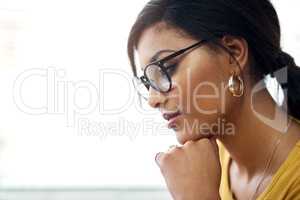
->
xmin=155 ymin=152 xmax=162 ymax=166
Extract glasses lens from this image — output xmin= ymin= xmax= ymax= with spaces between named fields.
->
xmin=145 ymin=64 xmax=171 ymax=92
xmin=132 ymin=76 xmax=149 ymax=100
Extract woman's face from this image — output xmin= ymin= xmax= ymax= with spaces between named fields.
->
xmin=136 ymin=23 xmax=237 ymax=145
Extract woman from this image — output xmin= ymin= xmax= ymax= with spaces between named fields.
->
xmin=127 ymin=0 xmax=300 ymax=199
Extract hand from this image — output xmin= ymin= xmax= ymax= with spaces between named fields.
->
xmin=155 ymin=138 xmax=221 ymax=200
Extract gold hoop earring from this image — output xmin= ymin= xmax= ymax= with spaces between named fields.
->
xmin=228 ymin=71 xmax=244 ymax=97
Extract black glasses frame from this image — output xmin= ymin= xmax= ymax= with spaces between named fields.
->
xmin=135 ymin=39 xmax=209 ymax=94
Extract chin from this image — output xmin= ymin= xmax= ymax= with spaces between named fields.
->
xmin=175 ymin=129 xmax=214 ymax=145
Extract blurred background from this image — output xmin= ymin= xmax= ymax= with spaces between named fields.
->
xmin=0 ymin=0 xmax=299 ymax=199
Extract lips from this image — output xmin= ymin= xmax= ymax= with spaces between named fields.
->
xmin=162 ymin=111 xmax=182 ymax=121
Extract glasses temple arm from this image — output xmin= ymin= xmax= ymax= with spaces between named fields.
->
xmin=159 ymin=39 xmax=208 ymax=63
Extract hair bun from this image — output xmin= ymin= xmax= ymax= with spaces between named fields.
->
xmin=276 ymin=51 xmax=295 ymax=68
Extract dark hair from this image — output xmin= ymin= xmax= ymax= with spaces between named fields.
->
xmin=127 ymin=0 xmax=300 ymax=120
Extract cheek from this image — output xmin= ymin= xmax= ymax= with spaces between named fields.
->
xmin=166 ymin=54 xmax=239 ymax=143
xmin=175 ymin=58 xmax=226 ymax=116
xmin=190 ymin=68 xmax=222 ymax=115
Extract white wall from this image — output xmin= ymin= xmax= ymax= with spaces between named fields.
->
xmin=0 ymin=0 xmax=299 ymax=188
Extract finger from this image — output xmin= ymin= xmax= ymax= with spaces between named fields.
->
xmin=167 ymin=145 xmax=179 ymax=152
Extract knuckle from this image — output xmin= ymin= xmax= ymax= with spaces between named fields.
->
xmin=196 ymin=138 xmax=212 ymax=150
xmin=199 ymin=138 xmax=210 ymax=145
xmin=185 ymin=140 xmax=195 ymax=147
xmin=159 ymin=153 xmax=171 ymax=167
xmin=167 ymin=145 xmax=181 ymax=154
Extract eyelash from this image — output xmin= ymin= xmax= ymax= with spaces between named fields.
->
xmin=165 ymin=62 xmax=179 ymax=75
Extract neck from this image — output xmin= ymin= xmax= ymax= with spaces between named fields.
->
xmin=218 ymin=82 xmax=293 ymax=177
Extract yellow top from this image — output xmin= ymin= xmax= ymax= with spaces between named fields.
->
xmin=218 ymin=127 xmax=300 ymax=199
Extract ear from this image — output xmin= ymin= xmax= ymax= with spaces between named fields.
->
xmin=220 ymin=35 xmax=249 ymax=72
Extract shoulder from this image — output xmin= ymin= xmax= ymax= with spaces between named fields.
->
xmin=258 ymin=140 xmax=300 ymax=200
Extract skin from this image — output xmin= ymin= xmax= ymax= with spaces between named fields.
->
xmin=136 ymin=22 xmax=300 ymax=200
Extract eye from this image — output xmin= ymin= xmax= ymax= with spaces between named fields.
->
xmin=165 ymin=62 xmax=179 ymax=75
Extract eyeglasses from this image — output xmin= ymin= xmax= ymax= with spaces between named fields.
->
xmin=132 ymin=39 xmax=209 ymax=100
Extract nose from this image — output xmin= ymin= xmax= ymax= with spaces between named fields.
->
xmin=147 ymin=87 xmax=167 ymax=109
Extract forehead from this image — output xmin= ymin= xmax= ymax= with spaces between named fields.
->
xmin=136 ymin=23 xmax=193 ymax=71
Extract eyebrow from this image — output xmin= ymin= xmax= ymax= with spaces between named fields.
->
xmin=150 ymin=49 xmax=175 ymax=63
